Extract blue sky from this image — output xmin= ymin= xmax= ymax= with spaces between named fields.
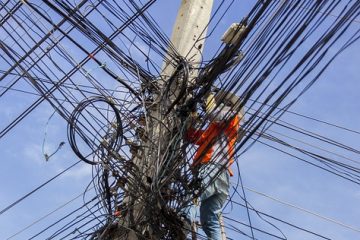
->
xmin=1 ymin=1 xmax=360 ymax=239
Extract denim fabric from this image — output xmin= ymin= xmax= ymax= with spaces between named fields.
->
xmin=184 ymin=201 xmax=197 ymax=223
xmin=199 ymin=163 xmax=229 ymax=239
xmin=200 ymin=192 xmax=227 ymax=240
xmin=184 ymin=104 xmax=234 ymax=239
xmin=185 ymin=163 xmax=230 ymax=239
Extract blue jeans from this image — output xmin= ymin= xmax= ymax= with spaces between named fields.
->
xmin=185 ymin=164 xmax=230 ymax=239
xmin=200 ymin=192 xmax=227 ymax=239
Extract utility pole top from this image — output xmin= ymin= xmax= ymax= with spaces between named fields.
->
xmin=162 ymin=0 xmax=214 ymax=79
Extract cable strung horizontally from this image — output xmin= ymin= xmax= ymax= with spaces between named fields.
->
xmin=1 ymin=0 xmax=360 ymax=239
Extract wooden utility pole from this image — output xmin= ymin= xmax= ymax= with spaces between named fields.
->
xmin=153 ymin=0 xmax=215 ymax=178
xmin=162 ymin=0 xmax=214 ymax=78
xmin=111 ymin=1 xmax=215 ymax=239
xmin=158 ymin=3 xmax=215 ymax=239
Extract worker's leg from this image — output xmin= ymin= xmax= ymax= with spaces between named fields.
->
xmin=181 ymin=198 xmax=198 ymax=235
xmin=184 ymin=202 xmax=197 ymax=224
xmin=200 ymin=193 xmax=227 ymax=240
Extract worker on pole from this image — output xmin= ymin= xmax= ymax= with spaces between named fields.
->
xmin=184 ymin=90 xmax=244 ymax=239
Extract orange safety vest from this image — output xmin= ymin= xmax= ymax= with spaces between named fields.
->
xmin=186 ymin=115 xmax=240 ymax=176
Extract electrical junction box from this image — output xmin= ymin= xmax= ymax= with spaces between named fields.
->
xmin=221 ymin=23 xmax=246 ymax=45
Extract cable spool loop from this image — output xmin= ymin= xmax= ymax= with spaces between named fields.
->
xmin=67 ymin=96 xmax=123 ymax=165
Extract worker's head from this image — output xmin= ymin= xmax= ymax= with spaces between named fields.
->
xmin=214 ymin=89 xmax=244 ymax=120
xmin=214 ymin=89 xmax=241 ymax=109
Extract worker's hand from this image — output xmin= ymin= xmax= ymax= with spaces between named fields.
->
xmin=190 ymin=111 xmax=198 ymax=119
xmin=189 ymin=111 xmax=200 ymax=126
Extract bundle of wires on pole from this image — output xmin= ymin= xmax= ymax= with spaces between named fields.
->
xmin=1 ymin=0 xmax=360 ymax=239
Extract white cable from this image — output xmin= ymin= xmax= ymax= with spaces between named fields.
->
xmin=241 ymin=185 xmax=360 ymax=234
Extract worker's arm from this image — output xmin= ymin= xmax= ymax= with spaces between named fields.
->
xmin=185 ymin=112 xmax=205 ymax=145
xmin=185 ymin=128 xmax=205 ymax=145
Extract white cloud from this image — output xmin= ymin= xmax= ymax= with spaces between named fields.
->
xmin=62 ymin=163 xmax=92 ymax=179
xmin=354 ymin=191 xmax=360 ymax=200
xmin=0 ymin=106 xmax=13 ymax=123
xmin=23 ymin=143 xmax=46 ymax=165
